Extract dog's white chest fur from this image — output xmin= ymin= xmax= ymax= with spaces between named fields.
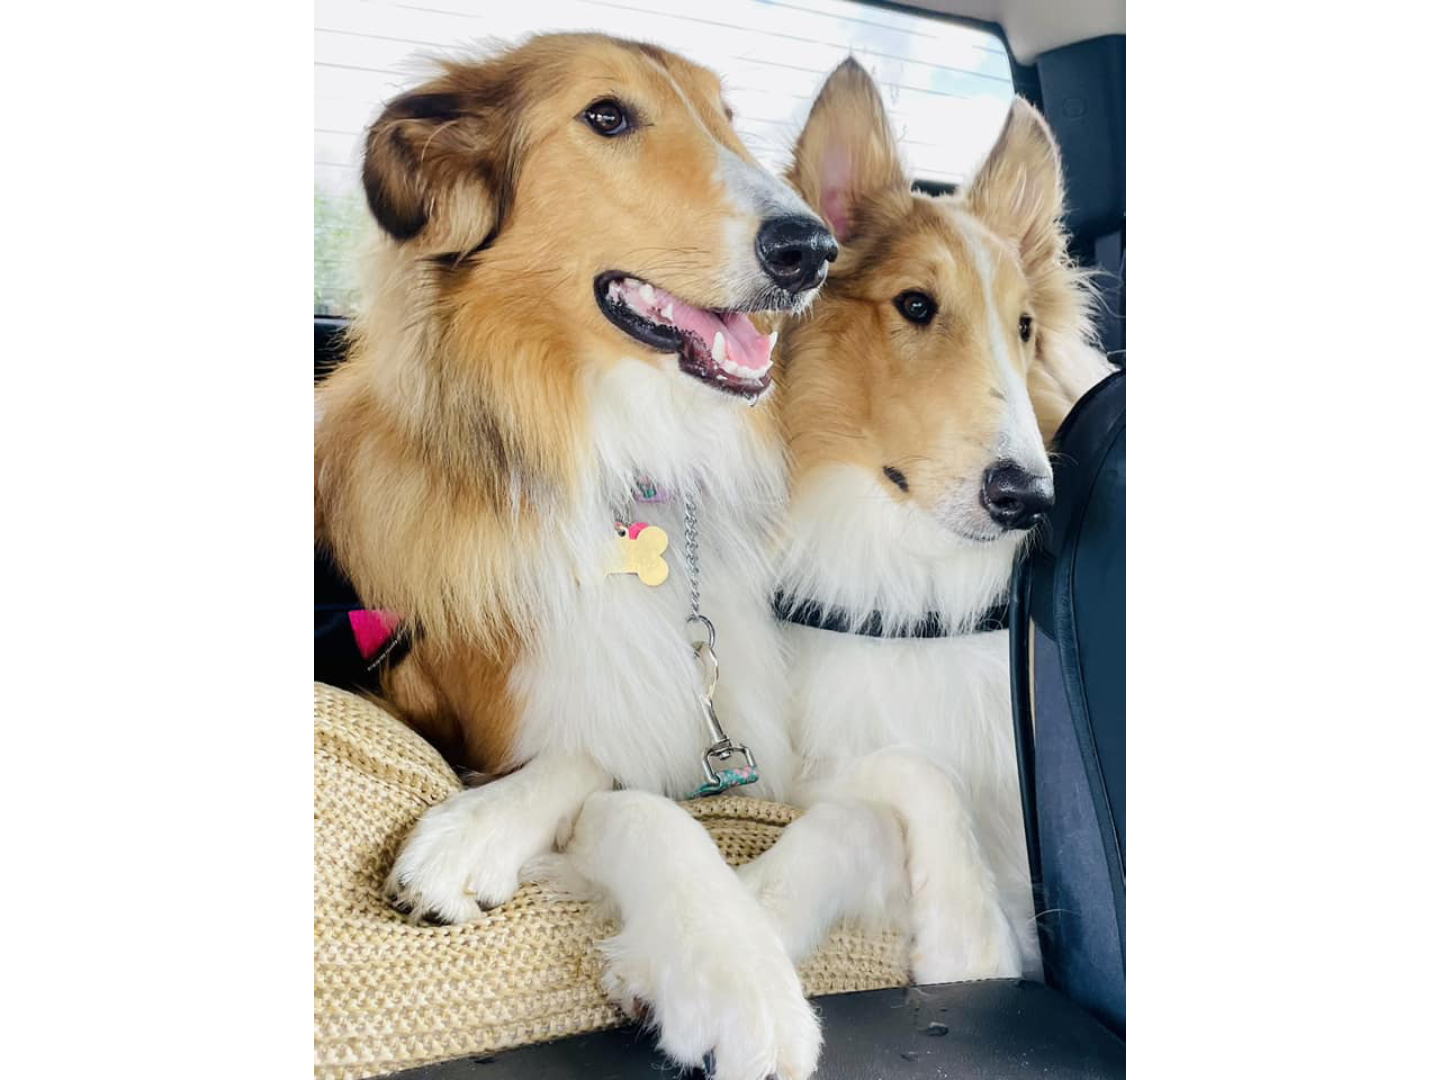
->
xmin=787 ymin=627 xmax=1020 ymax=826
xmin=508 ymin=358 xmax=796 ymax=800
xmin=774 ymin=463 xmax=1037 ymax=962
xmin=509 ymin=499 xmax=794 ymax=799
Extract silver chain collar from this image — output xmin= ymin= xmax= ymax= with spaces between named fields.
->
xmin=682 ymin=491 xmax=702 ymax=622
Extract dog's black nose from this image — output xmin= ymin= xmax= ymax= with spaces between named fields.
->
xmin=756 ymin=215 xmax=837 ymax=294
xmin=981 ymin=462 xmax=1054 ymax=530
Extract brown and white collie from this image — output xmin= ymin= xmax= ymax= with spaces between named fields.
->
xmin=314 ymin=34 xmax=833 ymax=1080
xmin=738 ymin=60 xmax=1114 ymax=985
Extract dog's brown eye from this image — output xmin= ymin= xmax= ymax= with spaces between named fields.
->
xmin=582 ymin=99 xmax=629 ymax=136
xmin=895 ymin=291 xmax=936 ymax=326
xmin=1019 ymin=314 xmax=1034 ymax=343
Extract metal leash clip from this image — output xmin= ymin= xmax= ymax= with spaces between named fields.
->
xmin=685 ymin=615 xmax=758 ymax=799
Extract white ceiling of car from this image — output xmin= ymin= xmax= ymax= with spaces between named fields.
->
xmin=908 ymin=0 xmax=1125 ymax=63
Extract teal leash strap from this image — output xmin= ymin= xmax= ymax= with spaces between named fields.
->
xmin=687 ymin=767 xmax=760 ymax=800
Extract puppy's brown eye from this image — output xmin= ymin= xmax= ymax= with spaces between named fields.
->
xmin=1019 ymin=314 xmax=1033 ymax=342
xmin=581 ymin=99 xmax=629 ymax=136
xmin=895 ymin=291 xmax=936 ymax=326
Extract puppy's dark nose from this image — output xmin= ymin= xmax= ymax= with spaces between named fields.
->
xmin=981 ymin=462 xmax=1054 ymax=531
xmin=755 ymin=215 xmax=837 ymax=294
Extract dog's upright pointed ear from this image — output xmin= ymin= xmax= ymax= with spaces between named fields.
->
xmin=361 ymin=62 xmax=523 ymax=252
xmin=788 ymin=58 xmax=908 ymax=243
xmin=964 ymin=98 xmax=1067 ymax=274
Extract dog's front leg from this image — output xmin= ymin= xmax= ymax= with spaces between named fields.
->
xmin=385 ymin=751 xmax=610 ymax=924
xmin=845 ymin=748 xmax=1026 ymax=983
xmin=550 ymin=790 xmax=822 ymax=1080
xmin=738 ymin=797 xmax=909 ymax=963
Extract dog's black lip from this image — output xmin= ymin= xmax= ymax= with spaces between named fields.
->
xmin=594 ymin=271 xmax=685 ymax=354
xmin=593 ymin=271 xmax=773 ymax=403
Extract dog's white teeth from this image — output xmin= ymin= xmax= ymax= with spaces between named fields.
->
xmin=640 ymin=283 xmax=656 ymax=305
xmin=768 ymin=331 xmax=779 ymax=348
xmin=712 ymin=331 xmax=727 ymax=363
xmin=719 ymin=356 xmax=768 ymax=381
xmin=662 ymin=303 xmax=674 ymax=321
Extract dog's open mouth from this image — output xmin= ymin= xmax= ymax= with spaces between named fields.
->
xmin=595 ymin=273 xmax=777 ymax=402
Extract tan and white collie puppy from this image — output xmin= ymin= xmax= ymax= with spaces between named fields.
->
xmin=314 ymin=34 xmax=836 ymax=1080
xmin=740 ymin=61 xmax=1113 ymax=985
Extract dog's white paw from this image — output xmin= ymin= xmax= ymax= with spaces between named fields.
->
xmin=385 ymin=784 xmax=543 ymax=924
xmin=910 ymin=890 xmax=1024 ymax=984
xmin=599 ymin=920 xmax=821 ymax=1080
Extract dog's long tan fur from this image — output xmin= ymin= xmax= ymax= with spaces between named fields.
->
xmin=315 ymin=34 xmax=789 ymax=772
xmin=737 ymin=59 xmax=1113 ymax=990
xmin=317 ymin=37 xmax=834 ymax=1077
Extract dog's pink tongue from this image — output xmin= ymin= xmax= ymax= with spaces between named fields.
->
xmin=720 ymin=310 xmax=772 ymax=370
xmin=662 ymin=291 xmax=772 ymax=370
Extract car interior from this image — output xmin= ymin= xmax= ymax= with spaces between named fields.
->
xmin=315 ymin=1 xmax=1125 ymax=1075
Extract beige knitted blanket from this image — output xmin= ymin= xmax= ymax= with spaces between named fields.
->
xmin=313 ymin=682 xmax=908 ymax=1079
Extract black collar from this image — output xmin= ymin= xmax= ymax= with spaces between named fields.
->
xmin=773 ymin=593 xmax=1009 ymax=639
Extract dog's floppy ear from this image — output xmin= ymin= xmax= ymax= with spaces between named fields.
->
xmin=362 ymin=66 xmax=523 ymax=252
xmin=788 ymin=58 xmax=908 ymax=243
xmin=964 ymin=98 xmax=1066 ymax=274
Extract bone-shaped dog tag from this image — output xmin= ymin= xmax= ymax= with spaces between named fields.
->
xmin=606 ymin=522 xmax=670 ymax=586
